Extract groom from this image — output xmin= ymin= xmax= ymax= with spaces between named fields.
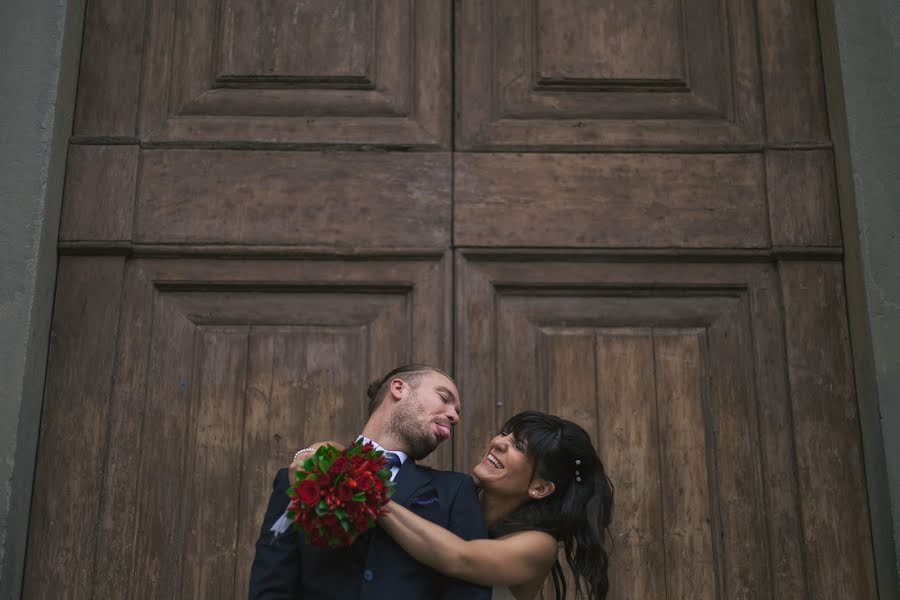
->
xmin=248 ymin=364 xmax=492 ymax=599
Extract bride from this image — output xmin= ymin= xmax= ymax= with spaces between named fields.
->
xmin=295 ymin=411 xmax=614 ymax=600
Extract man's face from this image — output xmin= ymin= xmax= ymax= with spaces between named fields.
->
xmin=387 ymin=371 xmax=461 ymax=460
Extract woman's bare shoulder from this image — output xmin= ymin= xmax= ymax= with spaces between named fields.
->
xmin=495 ymin=530 xmax=558 ymax=560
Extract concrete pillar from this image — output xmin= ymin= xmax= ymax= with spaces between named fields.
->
xmin=820 ymin=0 xmax=900 ymax=597
xmin=0 ymin=1 xmax=84 ymax=598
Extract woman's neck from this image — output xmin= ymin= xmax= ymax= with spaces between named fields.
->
xmin=479 ymin=489 xmax=526 ymax=528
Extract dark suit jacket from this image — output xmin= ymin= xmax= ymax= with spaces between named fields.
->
xmin=248 ymin=459 xmax=492 ymax=599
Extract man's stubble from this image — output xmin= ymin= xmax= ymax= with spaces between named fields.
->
xmin=386 ymin=389 xmax=439 ymax=460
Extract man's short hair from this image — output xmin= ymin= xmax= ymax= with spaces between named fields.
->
xmin=366 ymin=364 xmax=450 ymax=415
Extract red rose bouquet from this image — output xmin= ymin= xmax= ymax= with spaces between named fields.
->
xmin=286 ymin=441 xmax=394 ymax=548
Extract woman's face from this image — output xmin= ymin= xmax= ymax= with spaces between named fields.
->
xmin=471 ymin=430 xmax=535 ymax=499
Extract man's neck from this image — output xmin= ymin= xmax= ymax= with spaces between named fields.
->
xmin=360 ymin=422 xmax=406 ymax=454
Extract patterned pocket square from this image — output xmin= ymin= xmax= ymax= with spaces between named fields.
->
xmin=410 ymin=490 xmax=440 ymax=507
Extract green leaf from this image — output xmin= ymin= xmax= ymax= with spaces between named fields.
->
xmin=318 ymin=455 xmax=335 ymax=473
xmin=316 ymin=500 xmax=329 ymax=516
xmin=352 ymin=492 xmax=366 ymax=502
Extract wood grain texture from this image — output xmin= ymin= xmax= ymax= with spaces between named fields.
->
xmin=140 ymin=0 xmax=449 ymax=146
xmin=136 ymin=150 xmax=450 ymax=248
xmin=91 ymin=262 xmax=157 ymax=598
xmin=595 ymin=331 xmax=665 ymax=600
xmin=454 ymin=153 xmax=768 ymax=248
xmin=129 ymin=291 xmax=199 ymax=598
xmin=81 ymin=255 xmax=448 ymax=597
xmin=535 ymin=0 xmax=685 ymax=84
xmin=218 ymin=0 xmax=373 ymax=81
xmin=456 ymin=254 xmax=797 ymax=598
xmin=73 ymin=0 xmax=146 ymax=135
xmin=39 ymin=4 xmax=875 ymax=600
xmin=178 ymin=328 xmax=249 ymax=599
xmin=59 ymin=144 xmax=138 ymax=241
xmin=748 ymin=268 xmax=808 ymax=599
xmin=22 ymin=257 xmax=125 ymax=599
xmin=756 ymin=0 xmax=829 ymax=142
xmin=456 ymin=0 xmax=763 ymax=148
xmin=780 ymin=262 xmax=878 ymax=599
xmin=233 ymin=326 xmax=366 ymax=596
xmin=767 ymin=150 xmax=842 ymax=247
xmin=654 ymin=331 xmax=717 ymax=599
xmin=705 ymin=297 xmax=769 ymax=597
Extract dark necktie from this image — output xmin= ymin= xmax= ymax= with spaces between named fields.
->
xmin=383 ymin=452 xmax=402 ymax=470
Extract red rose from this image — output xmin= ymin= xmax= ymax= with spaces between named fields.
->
xmin=297 ymin=479 xmax=322 ymax=505
xmin=331 ymin=456 xmax=349 ymax=473
xmin=357 ymin=471 xmax=374 ymax=490
xmin=335 ymin=482 xmax=354 ymax=503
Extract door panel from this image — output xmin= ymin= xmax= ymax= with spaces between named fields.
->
xmin=766 ymin=149 xmax=843 ymax=247
xmin=456 ymin=0 xmax=763 ymax=149
xmin=454 ymin=152 xmax=768 ymax=248
xmin=25 ymin=254 xmax=451 ymax=598
xmin=780 ymin=262 xmax=876 ymax=599
xmin=455 ymin=253 xmax=816 ymax=598
xmin=135 ymin=149 xmax=450 ymax=247
xmin=140 ymin=0 xmax=449 ymax=146
xmin=23 ymin=257 xmax=125 ymax=599
xmin=58 ymin=145 xmax=138 ymax=242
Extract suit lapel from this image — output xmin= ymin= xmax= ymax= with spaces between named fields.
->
xmin=391 ymin=460 xmax=434 ymax=505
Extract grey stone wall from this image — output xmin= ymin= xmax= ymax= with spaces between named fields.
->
xmin=820 ymin=0 xmax=900 ymax=596
xmin=0 ymin=1 xmax=83 ymax=598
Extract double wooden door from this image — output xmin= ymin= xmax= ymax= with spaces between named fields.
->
xmin=25 ymin=1 xmax=877 ymax=598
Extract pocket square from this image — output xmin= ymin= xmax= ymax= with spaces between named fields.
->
xmin=410 ymin=490 xmax=440 ymax=507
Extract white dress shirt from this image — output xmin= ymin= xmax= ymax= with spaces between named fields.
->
xmin=357 ymin=435 xmax=408 ymax=482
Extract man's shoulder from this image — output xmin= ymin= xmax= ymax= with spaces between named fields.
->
xmin=413 ymin=465 xmax=477 ymax=489
xmin=273 ymin=467 xmax=291 ymax=491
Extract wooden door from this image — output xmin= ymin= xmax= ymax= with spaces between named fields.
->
xmin=453 ymin=0 xmax=877 ymax=599
xmin=24 ymin=1 xmax=878 ymax=599
xmin=24 ymin=2 xmax=453 ymax=598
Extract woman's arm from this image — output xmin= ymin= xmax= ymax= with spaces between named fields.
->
xmin=288 ymin=440 xmax=345 ymax=473
xmin=379 ymin=500 xmax=558 ymax=587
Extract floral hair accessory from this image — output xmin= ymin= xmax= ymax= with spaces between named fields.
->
xmin=286 ymin=440 xmax=395 ymax=548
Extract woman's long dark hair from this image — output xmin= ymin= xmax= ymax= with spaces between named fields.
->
xmin=489 ymin=411 xmax=614 ymax=600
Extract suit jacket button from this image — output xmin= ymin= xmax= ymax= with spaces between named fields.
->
xmin=363 ymin=569 xmax=374 ymax=582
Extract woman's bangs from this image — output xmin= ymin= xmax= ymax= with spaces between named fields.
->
xmin=503 ymin=412 xmax=559 ymax=460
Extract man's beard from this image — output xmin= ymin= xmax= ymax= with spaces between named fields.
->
xmin=387 ymin=390 xmax=439 ymax=460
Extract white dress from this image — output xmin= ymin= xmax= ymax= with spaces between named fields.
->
xmin=492 ymin=586 xmax=517 ymax=600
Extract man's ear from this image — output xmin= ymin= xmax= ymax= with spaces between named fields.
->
xmin=387 ymin=377 xmax=406 ymax=402
xmin=528 ymin=479 xmax=556 ymax=500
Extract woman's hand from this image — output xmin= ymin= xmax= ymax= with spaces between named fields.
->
xmin=289 ymin=441 xmax=345 ymax=473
